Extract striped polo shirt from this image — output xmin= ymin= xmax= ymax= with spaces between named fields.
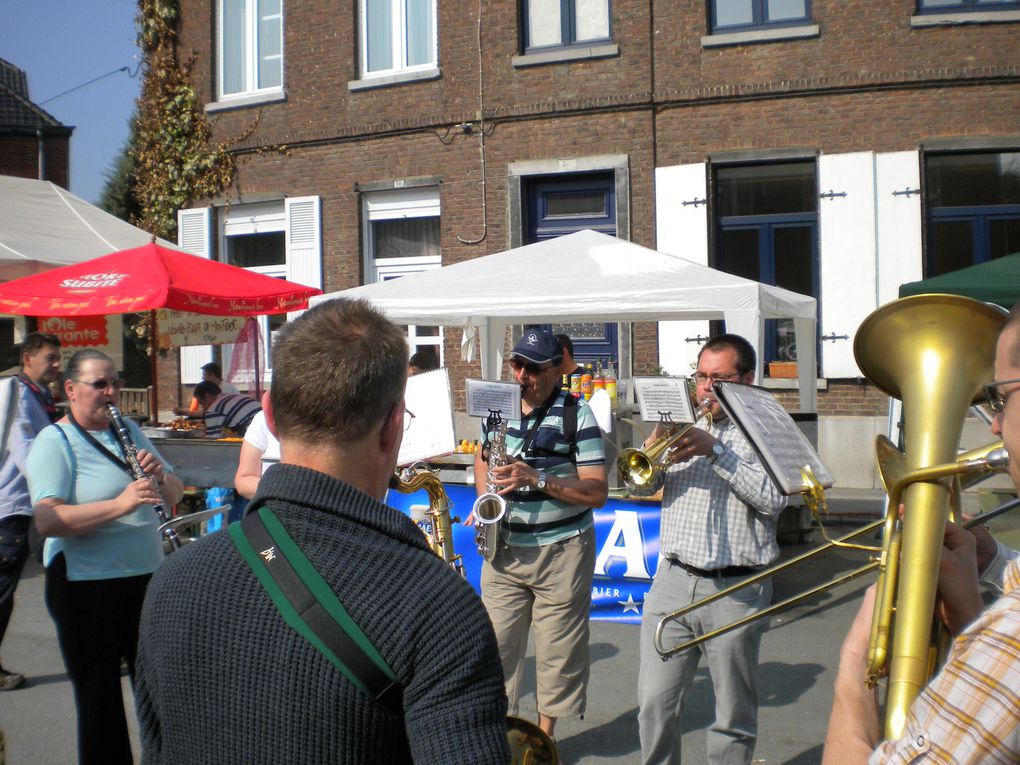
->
xmin=481 ymin=391 xmax=605 ymax=547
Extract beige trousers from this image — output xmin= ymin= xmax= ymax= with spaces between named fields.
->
xmin=481 ymin=527 xmax=596 ymax=719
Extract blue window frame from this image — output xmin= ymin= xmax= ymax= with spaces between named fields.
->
xmin=709 ymin=0 xmax=811 ymax=33
xmin=526 ymin=172 xmax=619 ymax=364
xmin=713 ymin=161 xmax=819 ymax=369
xmin=917 ymin=0 xmax=1020 ymax=13
xmin=522 ymin=0 xmax=612 ymax=52
xmin=925 ymin=152 xmax=1020 ymax=276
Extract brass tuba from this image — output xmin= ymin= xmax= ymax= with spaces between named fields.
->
xmin=617 ymin=400 xmax=712 ymax=496
xmin=390 ymin=462 xmax=464 ymax=577
xmin=853 ymin=293 xmax=1007 ymax=738
xmin=507 ymin=716 xmax=558 ymax=764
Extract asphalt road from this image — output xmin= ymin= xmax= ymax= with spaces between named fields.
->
xmin=8 ymin=491 xmax=1013 ymax=765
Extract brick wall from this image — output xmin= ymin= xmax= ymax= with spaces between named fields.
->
xmin=0 ymin=134 xmax=70 ymax=188
xmin=773 ymin=380 xmax=890 ymax=417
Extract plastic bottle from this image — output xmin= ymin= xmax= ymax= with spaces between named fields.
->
xmin=581 ymin=363 xmax=593 ymax=400
xmin=561 ymin=374 xmax=569 ymax=395
xmin=605 ymin=359 xmax=618 ymax=413
xmin=593 ymin=357 xmax=606 ymax=393
xmin=570 ymin=372 xmax=582 ymax=398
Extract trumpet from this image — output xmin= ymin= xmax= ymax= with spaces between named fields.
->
xmin=618 ymin=400 xmax=713 ymax=496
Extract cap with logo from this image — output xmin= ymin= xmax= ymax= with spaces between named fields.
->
xmin=511 ymin=328 xmax=564 ymax=366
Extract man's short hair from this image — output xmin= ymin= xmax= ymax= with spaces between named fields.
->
xmin=699 ymin=333 xmax=756 ymax=376
xmin=21 ymin=332 xmax=60 ymax=358
xmin=555 ymin=334 xmax=574 ymax=357
xmin=200 ymin=362 xmax=223 ymax=379
xmin=271 ymin=298 xmax=408 ymax=445
xmin=1000 ymin=304 xmax=1020 ymax=367
xmin=408 ymin=350 xmax=438 ymax=372
xmin=193 ymin=381 xmax=221 ymax=400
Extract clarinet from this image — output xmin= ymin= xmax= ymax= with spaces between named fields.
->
xmin=107 ymin=404 xmax=182 ymax=550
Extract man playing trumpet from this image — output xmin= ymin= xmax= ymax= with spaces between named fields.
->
xmin=638 ymin=333 xmax=787 ymax=765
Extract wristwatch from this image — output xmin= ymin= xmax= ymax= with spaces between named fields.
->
xmin=708 ymin=442 xmax=726 ymax=464
xmin=536 ymin=474 xmax=548 ymax=491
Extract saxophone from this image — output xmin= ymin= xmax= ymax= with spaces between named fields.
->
xmin=391 ymin=462 xmax=464 ymax=577
xmin=472 ymin=415 xmax=508 ymax=561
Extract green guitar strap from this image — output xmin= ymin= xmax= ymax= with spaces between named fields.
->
xmin=228 ymin=505 xmax=402 ymax=711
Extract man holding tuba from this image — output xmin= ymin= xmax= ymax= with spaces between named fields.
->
xmin=823 ymin=307 xmax=1020 ymax=764
xmin=637 ymin=333 xmax=787 ymax=765
xmin=470 ymin=328 xmax=608 ymax=740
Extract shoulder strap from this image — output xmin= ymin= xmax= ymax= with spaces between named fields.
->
xmin=228 ymin=506 xmax=403 ymax=711
xmin=562 ymin=394 xmax=578 ymax=458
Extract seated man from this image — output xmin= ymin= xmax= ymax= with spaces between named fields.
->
xmin=192 ymin=381 xmax=262 ymax=438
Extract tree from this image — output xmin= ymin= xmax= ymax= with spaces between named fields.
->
xmin=98 ymin=111 xmax=142 ymax=222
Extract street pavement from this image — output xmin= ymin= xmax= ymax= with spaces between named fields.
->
xmin=1 ymin=492 xmax=1013 ymax=765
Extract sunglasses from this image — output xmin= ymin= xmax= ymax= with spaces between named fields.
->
xmin=510 ymin=358 xmax=552 ymax=375
xmin=75 ymin=377 xmax=126 ymax=391
xmin=982 ymin=377 xmax=1020 ymax=414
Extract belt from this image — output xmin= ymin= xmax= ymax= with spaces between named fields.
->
xmin=669 ymin=559 xmax=763 ymax=578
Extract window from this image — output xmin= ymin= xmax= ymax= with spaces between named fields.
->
xmin=523 ymin=0 xmax=611 ymax=51
xmin=917 ymin=0 xmax=1020 ymax=12
xmin=218 ymin=0 xmax=283 ymax=100
xmin=714 ymin=161 xmax=818 ymax=367
xmin=925 ymin=151 xmax=1020 ymax=276
xmin=363 ymin=188 xmax=443 ymax=364
xmin=360 ymin=0 xmax=437 ymax=77
xmin=709 ymin=0 xmax=810 ymax=32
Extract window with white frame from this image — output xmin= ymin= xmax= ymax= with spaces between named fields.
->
xmin=218 ymin=0 xmax=283 ymax=100
xmin=709 ymin=0 xmax=810 ymax=33
xmin=360 ymin=0 xmax=437 ymax=78
xmin=523 ymin=0 xmax=611 ymax=51
xmin=363 ymin=188 xmax=443 ymax=364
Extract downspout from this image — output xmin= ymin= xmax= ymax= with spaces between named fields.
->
xmin=457 ymin=0 xmax=487 ymax=244
xmin=36 ymin=128 xmax=46 ymax=181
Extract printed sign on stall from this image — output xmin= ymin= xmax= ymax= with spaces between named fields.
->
xmin=38 ymin=315 xmax=123 ymax=369
xmin=156 ymin=309 xmax=246 ymax=349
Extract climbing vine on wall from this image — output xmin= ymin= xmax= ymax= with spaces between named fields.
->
xmin=132 ymin=0 xmax=256 ymax=240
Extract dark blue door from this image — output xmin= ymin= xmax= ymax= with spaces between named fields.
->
xmin=525 ymin=173 xmax=618 ymax=365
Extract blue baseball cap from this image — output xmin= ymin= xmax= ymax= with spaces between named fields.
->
xmin=512 ymin=328 xmax=563 ymax=365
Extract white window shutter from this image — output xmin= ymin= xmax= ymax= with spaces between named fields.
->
xmin=818 ymin=152 xmax=878 ymax=378
xmin=285 ymin=196 xmax=322 ymax=319
xmin=655 ymin=163 xmax=710 ymax=375
xmin=177 ymin=207 xmax=214 ymax=384
xmin=875 ymin=151 xmax=922 ymax=306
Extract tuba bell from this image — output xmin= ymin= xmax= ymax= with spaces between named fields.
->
xmin=853 ymin=293 xmax=1007 ymax=738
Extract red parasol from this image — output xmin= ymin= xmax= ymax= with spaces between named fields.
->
xmin=0 ymin=242 xmax=322 ymax=420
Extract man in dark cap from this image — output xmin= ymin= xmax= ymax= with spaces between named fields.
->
xmin=470 ymin=327 xmax=608 ymax=739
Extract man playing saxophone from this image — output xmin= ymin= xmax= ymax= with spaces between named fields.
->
xmin=637 ymin=333 xmax=787 ymax=765
xmin=470 ymin=328 xmax=608 ymax=740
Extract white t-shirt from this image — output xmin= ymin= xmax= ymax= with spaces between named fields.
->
xmin=220 ymin=381 xmax=240 ymax=395
xmin=243 ymin=410 xmax=280 ymax=475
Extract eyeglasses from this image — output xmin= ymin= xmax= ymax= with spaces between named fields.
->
xmin=75 ymin=377 xmax=125 ymax=391
xmin=510 ymin=358 xmax=552 ymax=376
xmin=692 ymin=371 xmax=742 ymax=386
xmin=982 ymin=377 xmax=1020 ymax=414
xmin=403 ymin=408 xmax=416 ymax=432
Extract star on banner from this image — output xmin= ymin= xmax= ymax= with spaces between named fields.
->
xmin=618 ymin=594 xmax=642 ymax=614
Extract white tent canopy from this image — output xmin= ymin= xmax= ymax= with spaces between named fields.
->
xmin=313 ymin=230 xmax=818 ymax=411
xmin=0 ymin=175 xmax=180 ymax=282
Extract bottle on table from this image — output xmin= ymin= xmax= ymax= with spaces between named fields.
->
xmin=605 ymin=359 xmax=618 ymax=413
xmin=581 ymin=363 xmax=593 ymax=400
xmin=593 ymin=358 xmax=606 ymax=394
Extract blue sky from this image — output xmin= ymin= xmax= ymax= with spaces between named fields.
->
xmin=2 ymin=0 xmax=142 ymax=204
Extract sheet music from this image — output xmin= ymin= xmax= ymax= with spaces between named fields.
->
xmin=399 ymin=368 xmax=456 ymax=466
xmin=714 ymin=382 xmax=833 ymax=495
xmin=633 ymin=376 xmax=695 ymax=423
xmin=465 ymin=378 xmax=521 ymax=419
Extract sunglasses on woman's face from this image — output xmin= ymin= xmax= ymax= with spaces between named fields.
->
xmin=75 ymin=377 xmax=126 ymax=391
xmin=510 ymin=358 xmax=552 ymax=376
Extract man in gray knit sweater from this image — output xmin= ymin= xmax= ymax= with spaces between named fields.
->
xmin=135 ymin=298 xmax=510 ymax=764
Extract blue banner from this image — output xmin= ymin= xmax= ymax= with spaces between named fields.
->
xmin=386 ymin=483 xmax=662 ymax=624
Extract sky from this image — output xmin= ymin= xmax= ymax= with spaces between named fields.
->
xmin=1 ymin=0 xmax=142 ymax=204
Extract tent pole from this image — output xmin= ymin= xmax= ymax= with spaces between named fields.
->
xmin=149 ymin=309 xmax=159 ymax=425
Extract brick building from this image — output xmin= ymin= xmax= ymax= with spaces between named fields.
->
xmin=0 ymin=58 xmax=71 ymax=189
xmin=173 ymin=0 xmax=1020 ymax=487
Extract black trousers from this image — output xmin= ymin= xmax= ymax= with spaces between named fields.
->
xmin=0 ymin=514 xmax=31 ymax=652
xmin=45 ymin=553 xmax=151 ymax=765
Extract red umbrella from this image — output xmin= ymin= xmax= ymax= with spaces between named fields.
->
xmin=0 ymin=241 xmax=319 ymax=316
xmin=0 ymin=241 xmax=322 ymax=420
